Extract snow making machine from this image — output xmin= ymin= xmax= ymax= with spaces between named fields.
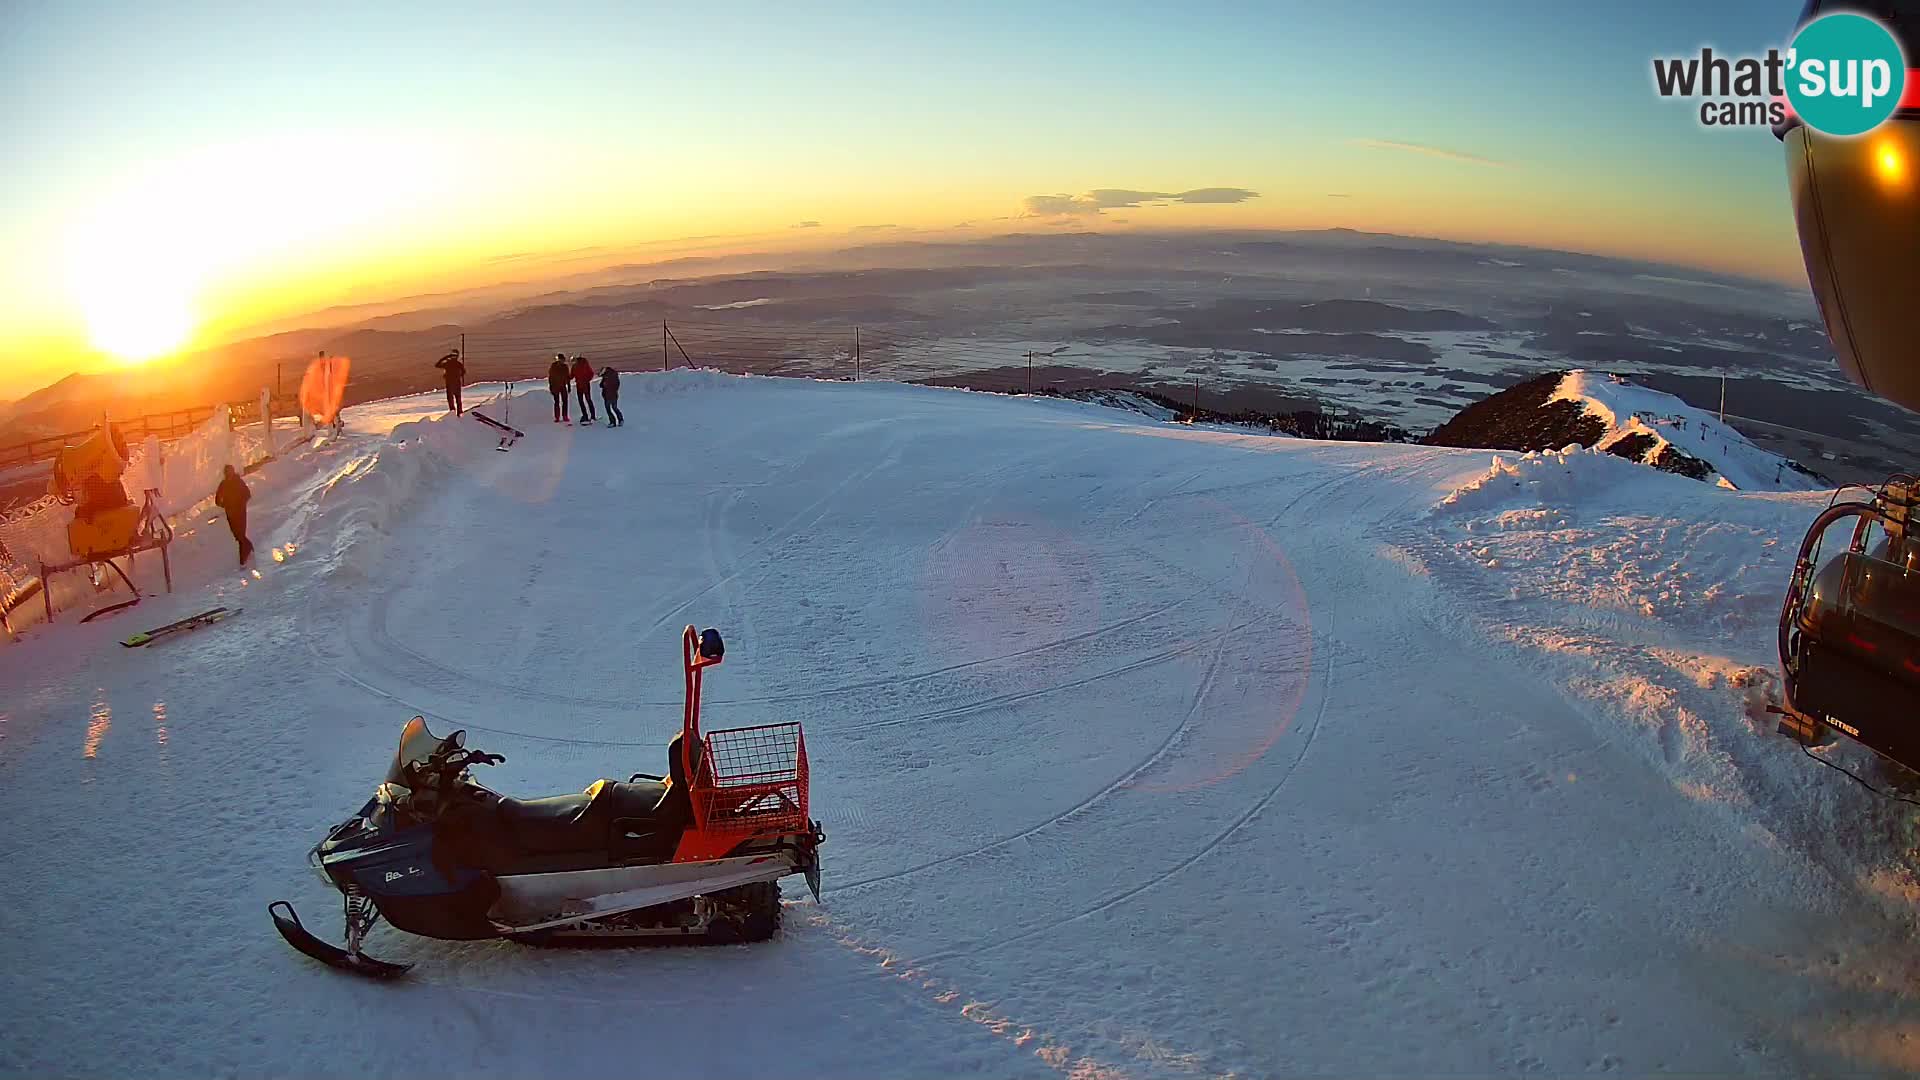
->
xmin=1777 ymin=478 xmax=1920 ymax=771
xmin=40 ymin=422 xmax=173 ymax=622
xmin=272 ymin=625 xmax=824 ymax=978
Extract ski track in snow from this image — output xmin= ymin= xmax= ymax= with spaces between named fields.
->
xmin=3 ymin=373 xmax=1919 ymax=1079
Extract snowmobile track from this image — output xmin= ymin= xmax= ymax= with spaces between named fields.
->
xmin=346 ymin=440 xmax=1125 ymax=716
xmin=633 ymin=429 xmax=917 ymax=638
xmin=348 ymin=581 xmax=1204 ymax=719
xmin=914 ymin=609 xmax=1339 ymax=967
xmin=829 ymin=582 xmax=1249 ymax=894
xmin=837 ymin=611 xmax=1276 ymax=734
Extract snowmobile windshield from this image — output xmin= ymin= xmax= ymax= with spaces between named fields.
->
xmin=385 ymin=717 xmax=461 ymax=788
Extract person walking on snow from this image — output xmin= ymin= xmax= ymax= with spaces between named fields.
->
xmin=570 ymin=355 xmax=597 ymax=424
xmin=599 ymin=365 xmax=624 ymax=427
xmin=215 ymin=464 xmax=255 ymax=566
xmin=434 ymin=349 xmax=467 ymax=415
xmin=548 ymin=354 xmax=571 ymax=423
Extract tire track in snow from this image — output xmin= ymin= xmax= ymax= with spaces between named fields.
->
xmin=828 ymin=586 xmax=1241 ymax=894
xmin=351 ymin=558 xmax=1199 ymax=715
xmin=835 ymin=612 xmax=1274 ymax=734
xmin=346 ymin=437 xmax=1125 ymax=714
xmin=633 ymin=428 xmax=916 ymax=638
xmin=910 ymin=608 xmax=1339 ymax=967
xmin=821 ymin=458 xmax=1352 ymax=890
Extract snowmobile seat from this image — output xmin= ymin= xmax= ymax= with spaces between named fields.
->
xmin=584 ymin=777 xmax=672 ymax=823
xmin=492 ymin=792 xmax=602 ymax=854
xmin=488 ymin=779 xmax=673 ymax=854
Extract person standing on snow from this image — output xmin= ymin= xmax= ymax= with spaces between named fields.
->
xmin=547 ymin=354 xmax=571 ymax=423
xmin=434 ymin=349 xmax=467 ymax=415
xmin=214 ymin=465 xmax=255 ymax=566
xmin=599 ymin=365 xmax=624 ymax=427
xmin=570 ymin=355 xmax=597 ymax=425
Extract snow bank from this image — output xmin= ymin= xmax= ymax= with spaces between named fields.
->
xmin=1551 ymin=371 xmax=1820 ymax=492
xmin=0 ymin=407 xmax=262 ymax=573
xmin=122 ymin=406 xmax=251 ymax=516
xmin=1058 ymin=389 xmax=1180 ymax=422
xmin=1436 ymin=444 xmax=1692 ymax=514
xmin=303 ymin=399 xmax=511 ymax=577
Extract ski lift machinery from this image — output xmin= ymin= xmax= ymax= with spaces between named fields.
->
xmin=1773 ymin=0 xmax=1920 ymax=774
xmin=1775 ymin=478 xmax=1920 ymax=771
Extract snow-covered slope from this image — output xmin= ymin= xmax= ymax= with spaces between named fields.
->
xmin=1 ymin=372 xmax=1916 ymax=1078
xmin=1427 ymin=369 xmax=1822 ymax=492
xmin=1552 ymin=370 xmax=1821 ymax=491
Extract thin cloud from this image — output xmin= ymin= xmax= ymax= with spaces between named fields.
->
xmin=851 ymin=223 xmax=900 ymax=232
xmin=790 ymin=220 xmax=821 ymax=229
xmin=1327 ymin=193 xmax=1352 ymax=198
xmin=1349 ymin=139 xmax=1508 ymax=167
xmin=1021 ymin=187 xmax=1258 ymax=218
xmin=1169 ymin=187 xmax=1259 ymax=204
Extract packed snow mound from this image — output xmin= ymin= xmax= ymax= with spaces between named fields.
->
xmin=1437 ymin=444 xmax=1698 ymax=514
xmin=306 ymin=397 xmax=516 ymax=573
xmin=1551 ymin=371 xmax=1821 ymax=492
xmin=1057 ymin=388 xmax=1181 ymax=421
xmin=1425 ymin=370 xmax=1820 ymax=492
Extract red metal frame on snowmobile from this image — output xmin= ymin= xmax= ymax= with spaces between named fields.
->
xmin=671 ymin=625 xmax=811 ymax=862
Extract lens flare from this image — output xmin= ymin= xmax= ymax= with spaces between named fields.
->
xmin=1874 ymin=140 xmax=1906 ymax=187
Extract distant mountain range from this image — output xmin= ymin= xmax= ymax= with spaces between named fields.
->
xmin=0 ymin=228 xmax=1820 ymax=448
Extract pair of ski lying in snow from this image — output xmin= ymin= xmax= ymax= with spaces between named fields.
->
xmin=272 ymin=625 xmax=825 ymax=979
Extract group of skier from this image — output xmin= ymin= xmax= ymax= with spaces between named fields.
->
xmin=430 ymin=349 xmax=626 ymax=428
xmin=547 ymin=353 xmax=624 ymax=427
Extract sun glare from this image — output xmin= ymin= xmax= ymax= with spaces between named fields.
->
xmin=66 ymin=204 xmax=201 ymax=364
xmin=83 ymin=284 xmax=194 ymax=363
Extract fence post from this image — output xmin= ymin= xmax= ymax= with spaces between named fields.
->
xmin=259 ymin=387 xmax=275 ymax=460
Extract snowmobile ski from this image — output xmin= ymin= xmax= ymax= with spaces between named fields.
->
xmin=120 ymin=606 xmax=236 ymax=648
xmin=269 ymin=902 xmax=411 ymax=979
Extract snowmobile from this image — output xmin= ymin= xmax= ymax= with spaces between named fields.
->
xmin=271 ymin=625 xmax=824 ymax=978
xmin=1776 ymin=476 xmax=1920 ymax=772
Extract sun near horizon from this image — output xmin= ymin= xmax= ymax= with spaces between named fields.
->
xmin=3 ymin=2 xmax=1817 ymax=401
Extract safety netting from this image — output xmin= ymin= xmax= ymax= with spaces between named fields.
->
xmin=0 ymin=406 xmax=274 ymax=599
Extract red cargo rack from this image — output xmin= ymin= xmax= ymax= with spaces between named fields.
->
xmin=695 ymin=721 xmax=809 ymax=836
xmin=673 ymin=625 xmax=813 ymax=861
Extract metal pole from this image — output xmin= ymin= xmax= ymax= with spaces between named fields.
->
xmin=855 ymin=327 xmax=861 ymax=382
xmin=662 ymin=321 xmax=669 ymax=371
xmin=1026 ymin=352 xmax=1033 ymax=394
xmin=1719 ymin=375 xmax=1726 ymax=423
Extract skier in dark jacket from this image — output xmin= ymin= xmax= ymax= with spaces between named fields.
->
xmin=547 ymin=354 xmax=571 ymax=423
xmin=214 ymin=465 xmax=254 ymax=565
xmin=599 ymin=366 xmax=623 ymax=427
xmin=570 ymin=355 xmax=597 ymax=424
xmin=434 ymin=350 xmax=467 ymax=415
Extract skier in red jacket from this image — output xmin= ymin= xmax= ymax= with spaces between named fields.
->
xmin=570 ymin=356 xmax=598 ymax=425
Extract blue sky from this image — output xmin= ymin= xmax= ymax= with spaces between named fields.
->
xmin=0 ymin=1 xmax=1818 ymax=389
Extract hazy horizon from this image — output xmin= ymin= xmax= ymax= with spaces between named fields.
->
xmin=0 ymin=223 xmax=1815 ymax=402
xmin=4 ymin=1 xmax=1813 ymax=397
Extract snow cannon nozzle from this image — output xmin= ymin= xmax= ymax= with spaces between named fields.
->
xmin=699 ymin=628 xmax=725 ymax=661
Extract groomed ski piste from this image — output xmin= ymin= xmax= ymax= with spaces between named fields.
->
xmin=2 ymin=370 xmax=1918 ymax=1077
